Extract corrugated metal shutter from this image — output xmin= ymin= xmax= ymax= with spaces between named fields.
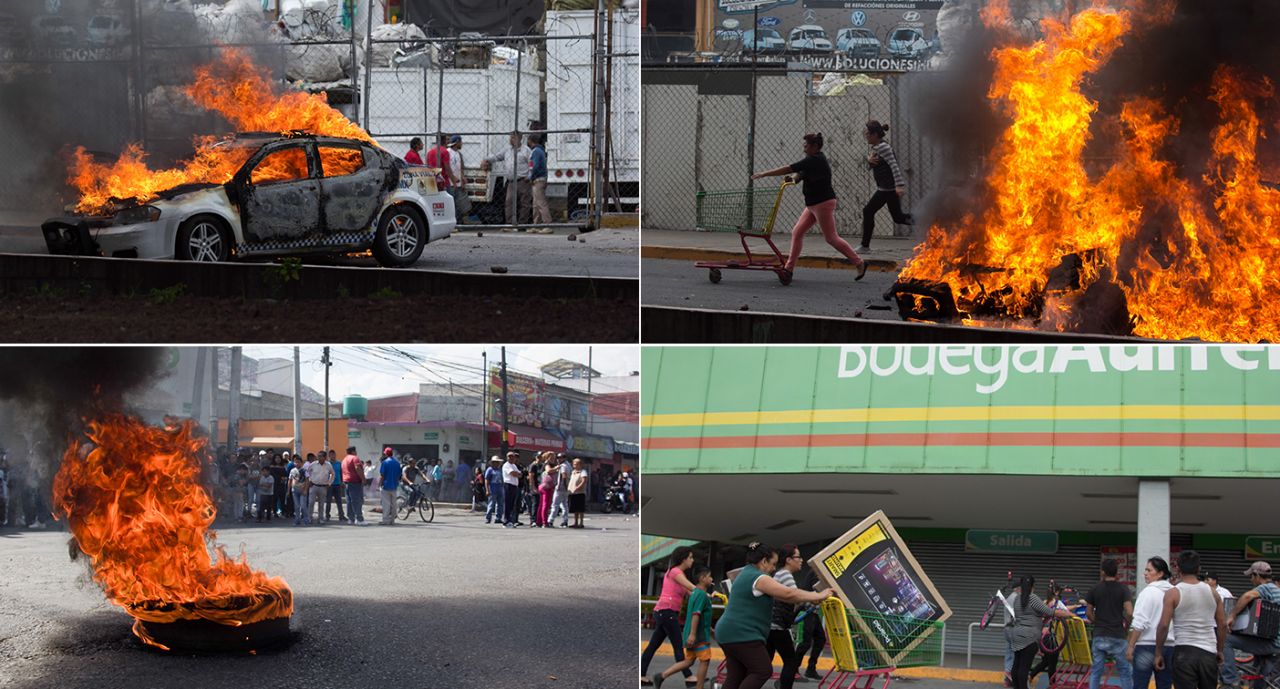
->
xmin=1194 ymin=548 xmax=1253 ymax=603
xmin=907 ymin=543 xmax=1257 ymax=659
xmin=909 ymin=542 xmax=1106 ymax=659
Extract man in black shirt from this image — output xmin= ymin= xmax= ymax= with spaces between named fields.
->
xmin=1087 ymin=558 xmax=1135 ymax=689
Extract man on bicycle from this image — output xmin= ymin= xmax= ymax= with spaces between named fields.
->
xmin=1222 ymin=561 xmax=1280 ymax=689
xmin=403 ymin=459 xmax=422 ymax=513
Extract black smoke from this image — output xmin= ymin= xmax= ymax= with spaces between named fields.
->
xmin=0 ymin=347 xmax=165 ymax=524
xmin=1088 ymin=0 xmax=1280 ymax=176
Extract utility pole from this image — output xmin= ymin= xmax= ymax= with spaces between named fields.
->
xmin=322 ymin=347 xmax=332 ymax=452
xmin=228 ymin=347 xmax=242 ymax=453
xmin=191 ymin=347 xmax=207 ymax=424
xmin=499 ymin=347 xmax=510 ymax=457
xmin=292 ymin=347 xmax=302 ymax=458
xmin=481 ymin=351 xmax=488 ymax=461
xmin=587 ymin=346 xmax=593 ymax=434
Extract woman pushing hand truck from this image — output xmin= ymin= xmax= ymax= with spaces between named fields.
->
xmin=751 ymin=133 xmax=868 ymax=281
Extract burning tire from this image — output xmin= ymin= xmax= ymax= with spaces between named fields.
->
xmin=175 ymin=215 xmax=232 ymax=262
xmin=373 ymin=204 xmax=428 ymax=268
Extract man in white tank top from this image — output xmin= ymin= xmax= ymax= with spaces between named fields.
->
xmin=1155 ymin=550 xmax=1229 ymax=689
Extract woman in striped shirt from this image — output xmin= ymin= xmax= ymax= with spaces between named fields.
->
xmin=1006 ymin=575 xmax=1077 ymax=689
xmin=862 ymin=120 xmax=914 ymax=250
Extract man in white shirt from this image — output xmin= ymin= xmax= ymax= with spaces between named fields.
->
xmin=447 ymin=135 xmax=470 ymax=222
xmin=501 ymin=451 xmax=522 ymax=528
xmin=481 ymin=131 xmax=532 ymax=228
xmin=307 ymin=453 xmax=334 ymax=523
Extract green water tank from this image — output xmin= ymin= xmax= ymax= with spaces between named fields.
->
xmin=343 ymin=395 xmax=368 ymax=420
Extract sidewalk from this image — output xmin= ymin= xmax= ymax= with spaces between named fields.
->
xmin=641 ymin=641 xmax=1008 ymax=686
xmin=641 ymin=228 xmax=917 ymax=275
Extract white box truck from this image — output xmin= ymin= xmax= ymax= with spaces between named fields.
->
xmin=364 ymin=59 xmax=542 ymax=223
xmin=544 ymin=8 xmax=639 ymax=215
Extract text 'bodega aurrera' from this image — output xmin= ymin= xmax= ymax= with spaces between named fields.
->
xmin=837 ymin=345 xmax=1280 ymax=395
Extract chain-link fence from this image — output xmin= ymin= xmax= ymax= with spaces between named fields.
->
xmin=642 ymin=62 xmax=941 ymax=241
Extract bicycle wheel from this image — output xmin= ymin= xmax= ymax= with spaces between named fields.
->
xmin=1039 ymin=618 xmax=1066 ymax=653
xmin=979 ymin=596 xmax=1000 ymax=630
xmin=418 ymin=497 xmax=435 ymax=523
xmin=397 ymin=495 xmax=411 ymax=521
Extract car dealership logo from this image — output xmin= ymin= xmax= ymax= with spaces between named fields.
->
xmin=903 ymin=10 xmax=921 ymax=21
xmin=851 ymin=11 xmax=866 ymax=26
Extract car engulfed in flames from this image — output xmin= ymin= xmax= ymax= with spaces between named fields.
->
xmin=40 ymin=48 xmax=454 ymax=268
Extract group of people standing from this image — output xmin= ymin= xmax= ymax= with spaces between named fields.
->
xmin=406 ymin=130 xmax=553 ymax=227
xmin=1003 ymin=552 xmax=1279 ymax=689
xmin=477 ymin=450 xmax=590 ymax=528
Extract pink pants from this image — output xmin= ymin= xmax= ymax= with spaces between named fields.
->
xmin=786 ymin=198 xmax=863 ymax=271
xmin=537 ymin=486 xmax=553 ymax=526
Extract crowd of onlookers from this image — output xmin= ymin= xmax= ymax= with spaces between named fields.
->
xmin=0 ymin=444 xmax=637 ymax=530
xmin=212 ymin=446 xmax=638 ymax=528
xmin=471 ymin=450 xmax=636 ymax=528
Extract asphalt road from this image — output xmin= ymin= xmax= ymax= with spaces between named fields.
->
xmin=0 ymin=508 xmax=638 ymax=689
xmin=641 ymin=257 xmax=904 ymax=320
xmin=0 ymin=226 xmax=638 ymax=279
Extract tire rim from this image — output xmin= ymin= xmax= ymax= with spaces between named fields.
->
xmin=386 ymin=213 xmax=420 ymax=258
xmin=189 ymin=222 xmax=223 ymax=262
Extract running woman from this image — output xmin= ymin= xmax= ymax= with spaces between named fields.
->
xmin=861 ymin=120 xmax=913 ymax=250
xmin=751 ymin=133 xmax=868 ymax=280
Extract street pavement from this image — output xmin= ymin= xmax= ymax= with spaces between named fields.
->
xmin=641 ymin=256 xmax=905 ymax=320
xmin=0 ymin=222 xmax=638 ymax=279
xmin=0 ymin=507 xmax=638 ymax=689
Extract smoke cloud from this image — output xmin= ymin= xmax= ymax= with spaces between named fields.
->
xmin=0 ymin=347 xmax=165 ymax=518
xmin=0 ymin=0 xmax=283 ymax=216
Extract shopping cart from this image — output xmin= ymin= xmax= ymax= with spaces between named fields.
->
xmin=1047 ymin=617 xmax=1116 ymax=689
xmin=693 ymin=181 xmax=796 ymax=285
xmin=811 ymin=598 xmax=946 ymax=689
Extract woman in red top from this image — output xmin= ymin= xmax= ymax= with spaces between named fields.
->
xmin=404 ymin=137 xmax=424 ymax=165
xmin=641 ymin=547 xmax=698 ymax=686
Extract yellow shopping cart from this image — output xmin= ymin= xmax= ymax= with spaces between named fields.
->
xmin=694 ymin=181 xmax=796 ymax=285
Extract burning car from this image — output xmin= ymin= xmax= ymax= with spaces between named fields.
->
xmin=42 ymin=133 xmax=455 ymax=268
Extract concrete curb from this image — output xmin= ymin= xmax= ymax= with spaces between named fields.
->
xmin=0 ymin=252 xmax=639 ymax=302
xmin=641 ymin=244 xmax=901 ymax=272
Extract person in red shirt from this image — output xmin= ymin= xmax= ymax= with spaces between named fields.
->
xmin=341 ymin=446 xmax=367 ymax=525
xmin=405 ymin=137 xmax=424 ymax=165
xmin=425 ymin=134 xmax=454 ymax=189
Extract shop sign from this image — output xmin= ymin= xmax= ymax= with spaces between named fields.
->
xmin=964 ymin=530 xmax=1058 ymax=554
xmin=423 ymin=432 xmax=439 ymax=441
xmin=1245 ymin=536 xmax=1280 ymax=560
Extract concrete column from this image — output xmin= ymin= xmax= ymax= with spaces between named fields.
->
xmin=1136 ymin=479 xmax=1171 ymax=594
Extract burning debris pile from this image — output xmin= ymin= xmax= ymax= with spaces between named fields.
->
xmin=893 ymin=0 xmax=1280 ymax=342
xmin=69 ymin=49 xmax=374 ymax=215
xmin=53 ymin=413 xmax=293 ymax=653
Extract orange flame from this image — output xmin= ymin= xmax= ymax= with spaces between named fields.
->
xmin=900 ymin=6 xmax=1280 ymax=341
xmin=69 ymin=48 xmax=373 ymax=215
xmin=52 ymin=414 xmax=292 ymax=650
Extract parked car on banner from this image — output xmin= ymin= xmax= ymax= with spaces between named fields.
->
xmin=836 ymin=27 xmax=880 ymax=58
xmin=87 ymin=14 xmax=130 ymax=46
xmin=742 ymin=28 xmax=786 ymax=54
xmin=788 ymin=24 xmax=832 ymax=53
xmin=887 ymin=26 xmax=930 ymax=58
xmin=32 ymin=15 xmax=77 ymax=45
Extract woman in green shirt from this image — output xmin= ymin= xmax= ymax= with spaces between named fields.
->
xmin=715 ymin=543 xmax=833 ymax=689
